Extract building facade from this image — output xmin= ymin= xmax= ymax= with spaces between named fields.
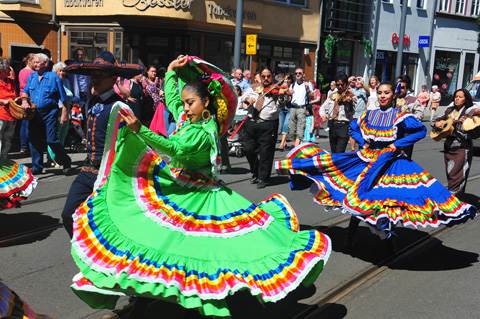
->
xmin=0 ymin=0 xmax=321 ymax=80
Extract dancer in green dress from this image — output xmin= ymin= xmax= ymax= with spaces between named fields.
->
xmin=69 ymin=55 xmax=332 ymax=317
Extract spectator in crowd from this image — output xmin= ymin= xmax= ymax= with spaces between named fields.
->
xmin=349 ymin=76 xmax=368 ymax=152
xmin=126 ymin=72 xmax=144 ymax=120
xmin=289 ymin=68 xmax=314 ymax=147
xmin=429 ymin=85 xmax=441 ymax=120
xmin=70 ymin=103 xmax=86 ymax=143
xmin=68 ymin=48 xmax=90 ymax=113
xmin=253 ymin=72 xmax=261 ymax=84
xmin=40 ymin=48 xmax=54 ymax=71
xmin=243 ymin=69 xmax=252 ymax=85
xmin=278 ymin=73 xmax=293 ymax=151
xmin=47 ymin=62 xmax=73 ymax=167
xmin=141 ymin=65 xmax=162 ymax=125
xmin=0 ymin=58 xmax=17 ymax=159
xmin=231 ymin=67 xmax=250 ymax=93
xmin=366 ymin=75 xmax=380 ymax=110
xmin=21 ymin=53 xmax=72 ymax=175
xmin=416 ymin=84 xmax=430 ymax=111
xmin=327 ymin=80 xmax=337 ymax=98
xmin=18 ymin=53 xmax=35 ymax=154
xmin=310 ymin=80 xmax=323 ymax=138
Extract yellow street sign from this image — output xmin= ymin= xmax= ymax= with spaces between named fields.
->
xmin=246 ymin=34 xmax=257 ymax=55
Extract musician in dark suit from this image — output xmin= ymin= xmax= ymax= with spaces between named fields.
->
xmin=241 ymin=67 xmax=284 ymax=189
xmin=319 ymin=73 xmax=355 ymax=153
xmin=432 ymin=88 xmax=479 ymax=196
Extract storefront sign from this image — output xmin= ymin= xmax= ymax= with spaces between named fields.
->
xmin=418 ymin=36 xmax=430 ymax=47
xmin=278 ymin=61 xmax=296 ymax=68
xmin=65 ymin=0 xmax=103 ymax=7
xmin=122 ymin=0 xmax=193 ymax=12
xmin=207 ymin=4 xmax=256 ymax=20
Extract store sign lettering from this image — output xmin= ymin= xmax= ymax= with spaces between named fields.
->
xmin=207 ymin=4 xmax=256 ymax=20
xmin=122 ymin=0 xmax=193 ymax=12
xmin=65 ymin=0 xmax=103 ymax=7
xmin=435 ymin=62 xmax=456 ymax=71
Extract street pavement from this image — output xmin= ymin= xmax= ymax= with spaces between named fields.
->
xmin=1 ymin=112 xmax=480 ymax=319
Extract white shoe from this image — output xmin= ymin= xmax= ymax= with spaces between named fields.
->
xmin=324 ymin=127 xmax=330 ymax=132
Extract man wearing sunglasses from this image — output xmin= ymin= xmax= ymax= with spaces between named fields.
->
xmin=289 ymin=68 xmax=314 ymax=146
xmin=319 ymin=73 xmax=356 ymax=153
xmin=395 ymin=75 xmax=425 ymax=158
xmin=241 ymin=67 xmax=285 ymax=189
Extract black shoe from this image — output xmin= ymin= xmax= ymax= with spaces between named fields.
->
xmin=257 ymin=180 xmax=266 ymax=189
xmin=63 ymin=164 xmax=73 ymax=175
xmin=250 ymin=177 xmax=258 ymax=184
xmin=19 ymin=148 xmax=29 ymax=154
xmin=31 ymin=168 xmax=43 ymax=175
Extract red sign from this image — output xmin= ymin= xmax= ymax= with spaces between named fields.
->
xmin=447 ymin=72 xmax=452 ymax=78
xmin=434 ymin=74 xmax=440 ymax=80
xmin=442 ymin=83 xmax=448 ymax=89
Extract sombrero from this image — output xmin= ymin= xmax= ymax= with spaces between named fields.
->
xmin=176 ymin=56 xmax=237 ymax=136
xmin=65 ymin=51 xmax=144 ymax=77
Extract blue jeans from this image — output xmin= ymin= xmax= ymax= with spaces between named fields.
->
xmin=278 ymin=108 xmax=290 ymax=135
xmin=164 ymin=107 xmax=176 ymax=137
xmin=20 ymin=120 xmax=29 ymax=149
xmin=28 ymin=106 xmax=71 ymax=171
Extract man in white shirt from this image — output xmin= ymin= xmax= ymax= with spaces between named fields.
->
xmin=320 ymin=73 xmax=355 ymax=153
xmin=289 ymin=68 xmax=314 ymax=146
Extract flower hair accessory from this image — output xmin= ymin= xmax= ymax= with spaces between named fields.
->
xmin=207 ymin=79 xmax=222 ymax=97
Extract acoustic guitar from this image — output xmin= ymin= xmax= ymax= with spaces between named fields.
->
xmin=430 ymin=118 xmax=457 ymax=141
xmin=462 ymin=116 xmax=480 ymax=139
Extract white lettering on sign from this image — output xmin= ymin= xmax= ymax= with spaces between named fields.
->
xmin=419 ymin=39 xmax=428 ymax=45
xmin=122 ymin=0 xmax=194 ymax=12
xmin=207 ymin=3 xmax=256 ymax=20
xmin=64 ymin=0 xmax=103 ymax=7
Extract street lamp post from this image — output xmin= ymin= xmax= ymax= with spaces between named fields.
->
xmin=395 ymin=0 xmax=408 ymax=79
xmin=234 ymin=0 xmax=244 ymax=69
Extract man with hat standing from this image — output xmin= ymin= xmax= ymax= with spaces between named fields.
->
xmin=21 ymin=53 xmax=72 ymax=175
xmin=61 ymin=51 xmax=143 ymax=238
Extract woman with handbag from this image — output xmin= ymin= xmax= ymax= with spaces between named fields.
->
xmin=429 ymin=85 xmax=441 ymax=120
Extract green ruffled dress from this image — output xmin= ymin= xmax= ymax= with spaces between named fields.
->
xmin=69 ymin=71 xmax=332 ymax=317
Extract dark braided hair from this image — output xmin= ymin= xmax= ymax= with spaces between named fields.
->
xmin=182 ymin=78 xmax=217 ymax=115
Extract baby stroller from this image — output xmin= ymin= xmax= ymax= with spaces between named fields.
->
xmin=227 ymin=109 xmax=248 ymax=158
xmin=64 ymin=121 xmax=86 ymax=153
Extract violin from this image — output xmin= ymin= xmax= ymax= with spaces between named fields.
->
xmin=263 ymin=81 xmax=285 ymax=96
xmin=337 ymin=89 xmax=355 ymax=103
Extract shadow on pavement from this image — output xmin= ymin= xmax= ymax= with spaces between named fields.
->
xmin=0 ymin=212 xmax=60 ymax=247
xmin=318 ymin=224 xmax=478 ymax=271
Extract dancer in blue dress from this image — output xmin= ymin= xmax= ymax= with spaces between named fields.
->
xmin=276 ymin=81 xmax=477 ymax=248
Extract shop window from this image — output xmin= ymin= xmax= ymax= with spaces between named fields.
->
xmin=274 ymin=0 xmax=306 ymax=8
xmin=471 ymin=0 xmax=480 ymax=15
xmin=456 ymin=0 xmax=465 ymax=14
xmin=114 ymin=32 xmax=123 ymax=62
xmin=439 ymin=0 xmax=451 ymax=12
xmin=433 ymin=50 xmax=461 ymax=99
xmin=69 ymin=30 xmax=110 ymax=62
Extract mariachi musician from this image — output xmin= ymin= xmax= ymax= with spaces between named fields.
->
xmin=241 ymin=67 xmax=286 ymax=189
xmin=432 ymin=88 xmax=480 ymax=196
xmin=320 ymin=73 xmax=355 ymax=153
xmin=395 ymin=75 xmax=424 ymax=158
